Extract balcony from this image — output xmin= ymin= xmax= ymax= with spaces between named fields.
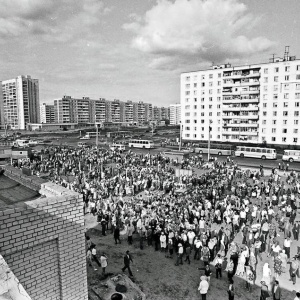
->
xmin=222 ymin=98 xmax=259 ymax=104
xmin=223 ymin=80 xmax=260 ymax=87
xmin=223 ymin=105 xmax=259 ymax=111
xmin=223 ymin=71 xmax=260 ymax=78
xmin=224 ymin=122 xmax=258 ymax=128
xmin=222 ymin=114 xmax=259 ymax=119
xmin=222 ymin=130 xmax=258 ymax=135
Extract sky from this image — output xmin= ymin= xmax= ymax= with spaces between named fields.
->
xmin=0 ymin=0 xmax=299 ymax=107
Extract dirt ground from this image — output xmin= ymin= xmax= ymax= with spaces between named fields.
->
xmin=85 ymin=168 xmax=299 ymax=300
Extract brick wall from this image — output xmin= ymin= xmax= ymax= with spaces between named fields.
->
xmin=0 ymin=190 xmax=88 ymax=300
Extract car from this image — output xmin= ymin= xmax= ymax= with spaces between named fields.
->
xmin=80 ymin=135 xmax=91 ymax=140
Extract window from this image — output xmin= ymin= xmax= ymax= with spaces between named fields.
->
xmin=201 ymin=120 xmax=204 ymax=123
xmin=185 ymin=84 xmax=190 ymax=88
xmin=194 ymin=127 xmax=197 ymax=131
xmin=194 ymin=98 xmax=197 ymax=102
xmin=185 ymin=98 xmax=189 ymax=103
xmin=294 ymin=129 xmax=298 ymax=134
xmin=285 ymin=66 xmax=290 ymax=72
xmin=297 ymin=65 xmax=300 ymax=71
xmin=209 ymin=112 xmax=212 ymax=116
xmin=263 ymin=103 xmax=267 ymax=108
xmin=217 ymin=97 xmax=221 ymax=101
xmin=263 ymin=112 xmax=267 ymax=116
xmin=217 ymin=105 xmax=221 ymax=109
xmin=194 ymin=120 xmax=197 ymax=123
xmin=201 ymin=98 xmax=204 ymax=102
xmin=283 ymin=111 xmax=288 ymax=116
xmin=185 ymin=91 xmax=190 ymax=95
xmin=262 ymin=120 xmax=266 ymax=124
xmin=274 ymin=67 xmax=279 ymax=73
xmin=193 ymin=134 xmax=197 ymax=138
xmin=273 ymin=85 xmax=278 ymax=91
xmin=218 ymin=73 xmax=221 ymax=78
xmin=185 ymin=120 xmax=190 ymax=123
xmin=264 ymin=86 xmax=268 ymax=91
xmin=295 ymin=120 xmax=298 ymax=125
xmin=201 ymin=83 xmax=205 ymax=87
xmin=209 ymin=74 xmax=213 ymax=79
xmin=201 ymin=112 xmax=204 ymax=116
xmin=294 ymin=111 xmax=299 ymax=116
xmin=273 ymin=112 xmax=277 ymax=116
xmin=296 ymin=102 xmax=300 ymax=107
xmin=264 ymin=77 xmax=268 ymax=83
xmin=209 ymin=105 xmax=212 ymax=109
xmin=283 ymin=120 xmax=287 ymax=125
xmin=217 ymin=112 xmax=220 ymax=116
xmin=273 ymin=103 xmax=277 ymax=108
xmin=185 ymin=134 xmax=190 ymax=138
xmin=272 ymin=137 xmax=276 ymax=141
xmin=201 ymin=105 xmax=205 ymax=109
xmin=296 ymin=75 xmax=300 ymax=80
xmin=296 ymin=93 xmax=300 ymax=99
xmin=185 ymin=112 xmax=190 ymax=116
xmin=284 ymin=93 xmax=289 ymax=99
xmin=282 ymin=129 xmax=287 ymax=133
xmin=264 ymin=68 xmax=268 ymax=74
xmin=194 ymin=90 xmax=197 ymax=95
xmin=201 ymin=127 xmax=204 ymax=131
xmin=285 ymin=75 xmax=289 ymax=81
xmin=217 ymin=89 xmax=221 ymax=93
xmin=209 ymin=82 xmax=213 ymax=86
xmin=209 ymin=97 xmax=212 ymax=101
xmin=218 ymin=81 xmax=221 ymax=86
xmin=194 ymin=83 xmax=197 ymax=88
xmin=186 ymin=76 xmax=190 ymax=81
xmin=284 ymin=102 xmax=288 ymax=107
xmin=201 ymin=134 xmax=204 ymax=138
xmin=185 ymin=105 xmax=190 ymax=109
xmin=273 ymin=94 xmax=278 ymax=99
xmin=294 ymin=138 xmax=298 ymax=143
xmin=272 ymin=128 xmax=276 ymax=133
xmin=282 ymin=137 xmax=286 ymax=142
xmin=296 ymin=84 xmax=300 ymax=90
xmin=209 ymin=89 xmax=213 ymax=94
xmin=262 ymin=128 xmax=266 ymax=133
xmin=201 ymin=75 xmax=205 ymax=80
xmin=274 ymin=76 xmax=278 ymax=82
xmin=194 ymin=105 xmax=197 ymax=109
xmin=272 ymin=120 xmax=277 ymax=125
xmin=185 ymin=126 xmax=190 ymax=130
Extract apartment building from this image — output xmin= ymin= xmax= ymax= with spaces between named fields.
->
xmin=1 ymin=75 xmax=39 ymax=129
xmin=181 ymin=53 xmax=300 ymax=146
xmin=133 ymin=101 xmax=146 ymax=124
xmin=105 ymin=99 xmax=121 ymax=123
xmin=89 ymin=98 xmax=106 ymax=123
xmin=54 ymin=96 xmax=72 ymax=123
xmin=121 ymin=100 xmax=134 ymax=123
xmin=145 ymin=103 xmax=153 ymax=121
xmin=40 ymin=103 xmax=55 ymax=123
xmin=170 ymin=104 xmax=181 ymax=125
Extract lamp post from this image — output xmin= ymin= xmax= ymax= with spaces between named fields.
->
xmin=207 ymin=120 xmax=212 ymax=162
xmin=95 ymin=114 xmax=98 ymax=147
xmin=179 ymin=122 xmax=183 ymax=151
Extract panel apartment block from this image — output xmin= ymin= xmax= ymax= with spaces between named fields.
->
xmin=0 ymin=173 xmax=88 ymax=300
xmin=181 ymin=55 xmax=300 ymax=146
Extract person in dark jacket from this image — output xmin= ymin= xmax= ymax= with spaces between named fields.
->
xmin=122 ymin=250 xmax=133 ymax=276
xmin=114 ymin=226 xmax=121 ymax=244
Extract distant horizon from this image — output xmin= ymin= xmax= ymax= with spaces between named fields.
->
xmin=0 ymin=0 xmax=299 ymax=106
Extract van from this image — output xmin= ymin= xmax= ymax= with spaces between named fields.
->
xmin=110 ymin=144 xmax=126 ymax=152
xmin=78 ymin=142 xmax=87 ymax=148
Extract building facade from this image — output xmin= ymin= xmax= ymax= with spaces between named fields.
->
xmin=54 ymin=96 xmax=72 ymax=123
xmin=40 ymin=103 xmax=55 ymax=124
xmin=1 ymin=75 xmax=39 ymax=130
xmin=170 ymin=104 xmax=181 ymax=125
xmin=181 ymin=55 xmax=300 ymax=146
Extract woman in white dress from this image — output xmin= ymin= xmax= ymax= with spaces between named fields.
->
xmin=236 ymin=252 xmax=246 ymax=276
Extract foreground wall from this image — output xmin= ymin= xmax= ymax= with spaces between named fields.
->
xmin=0 ymin=185 xmax=88 ymax=299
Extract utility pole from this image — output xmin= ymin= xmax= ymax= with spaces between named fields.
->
xmin=95 ymin=114 xmax=98 ymax=147
xmin=179 ymin=123 xmax=182 ymax=151
xmin=207 ymin=120 xmax=212 ymax=162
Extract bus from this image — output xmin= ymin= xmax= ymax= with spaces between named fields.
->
xmin=191 ymin=143 xmax=232 ymax=156
xmin=282 ymin=149 xmax=300 ymax=162
xmin=13 ymin=139 xmax=30 ymax=147
xmin=235 ymin=146 xmax=277 ymax=160
xmin=128 ymin=139 xmax=154 ymax=149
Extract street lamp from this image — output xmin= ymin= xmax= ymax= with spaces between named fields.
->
xmin=95 ymin=114 xmax=98 ymax=147
xmin=207 ymin=120 xmax=213 ymax=162
xmin=179 ymin=122 xmax=183 ymax=151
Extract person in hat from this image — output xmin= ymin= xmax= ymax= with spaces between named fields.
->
xmin=198 ymin=276 xmax=209 ymax=300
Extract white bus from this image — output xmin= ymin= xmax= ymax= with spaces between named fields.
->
xmin=13 ymin=139 xmax=30 ymax=147
xmin=191 ymin=143 xmax=232 ymax=156
xmin=128 ymin=139 xmax=154 ymax=149
xmin=282 ymin=150 xmax=300 ymax=162
xmin=235 ymin=146 xmax=277 ymax=160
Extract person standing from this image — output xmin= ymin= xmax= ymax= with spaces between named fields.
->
xmin=100 ymin=253 xmax=108 ymax=275
xmin=289 ymin=257 xmax=299 ymax=285
xmin=260 ymin=281 xmax=270 ymax=300
xmin=122 ymin=250 xmax=133 ymax=277
xmin=283 ymin=237 xmax=292 ymax=259
xmin=114 ymin=225 xmax=121 ymax=244
xmin=184 ymin=243 xmax=191 ymax=264
xmin=198 ymin=276 xmax=209 ymax=300
xmin=272 ymin=280 xmax=282 ymax=300
xmin=227 ymin=279 xmax=235 ymax=300
xmin=91 ymin=245 xmax=101 ymax=269
xmin=175 ymin=243 xmax=184 ymax=266
xmin=245 ymin=266 xmax=254 ymax=292
xmin=292 ymin=221 xmax=299 ymax=241
xmin=215 ymin=254 xmax=223 ymax=279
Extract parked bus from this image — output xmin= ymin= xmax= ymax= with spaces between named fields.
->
xmin=191 ymin=143 xmax=232 ymax=156
xmin=282 ymin=149 xmax=300 ymax=162
xmin=128 ymin=139 xmax=154 ymax=149
xmin=235 ymin=146 xmax=277 ymax=160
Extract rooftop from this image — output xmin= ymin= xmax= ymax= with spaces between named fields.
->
xmin=0 ymin=175 xmax=40 ymax=207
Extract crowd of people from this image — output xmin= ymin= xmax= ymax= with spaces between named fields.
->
xmin=12 ymin=144 xmax=300 ymax=300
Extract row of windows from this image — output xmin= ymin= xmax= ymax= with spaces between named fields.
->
xmin=185 ymin=105 xmax=221 ymax=109
xmin=185 ymin=73 xmax=222 ymax=81
xmin=263 ymin=102 xmax=300 ymax=108
xmin=185 ymin=89 xmax=222 ymax=95
xmin=264 ymin=137 xmax=298 ymax=143
xmin=263 ymin=65 xmax=300 ymax=73
xmin=262 ymin=111 xmax=300 ymax=116
xmin=262 ymin=128 xmax=299 ymax=134
xmin=263 ymin=75 xmax=300 ymax=82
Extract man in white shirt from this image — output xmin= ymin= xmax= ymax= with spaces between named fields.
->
xmin=283 ymin=237 xmax=292 ymax=259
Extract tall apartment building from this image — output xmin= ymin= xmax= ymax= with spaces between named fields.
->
xmin=40 ymin=103 xmax=55 ymax=123
xmin=133 ymin=101 xmax=146 ymax=123
xmin=181 ymin=51 xmax=300 ymax=146
xmin=121 ymin=100 xmax=134 ymax=123
xmin=105 ymin=99 xmax=121 ymax=123
xmin=145 ymin=103 xmax=153 ymax=121
xmin=170 ymin=104 xmax=181 ymax=125
xmin=71 ymin=97 xmax=90 ymax=123
xmin=90 ymin=98 xmax=106 ymax=123
xmin=54 ymin=96 xmax=72 ymax=123
xmin=1 ymin=75 xmax=39 ymax=129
